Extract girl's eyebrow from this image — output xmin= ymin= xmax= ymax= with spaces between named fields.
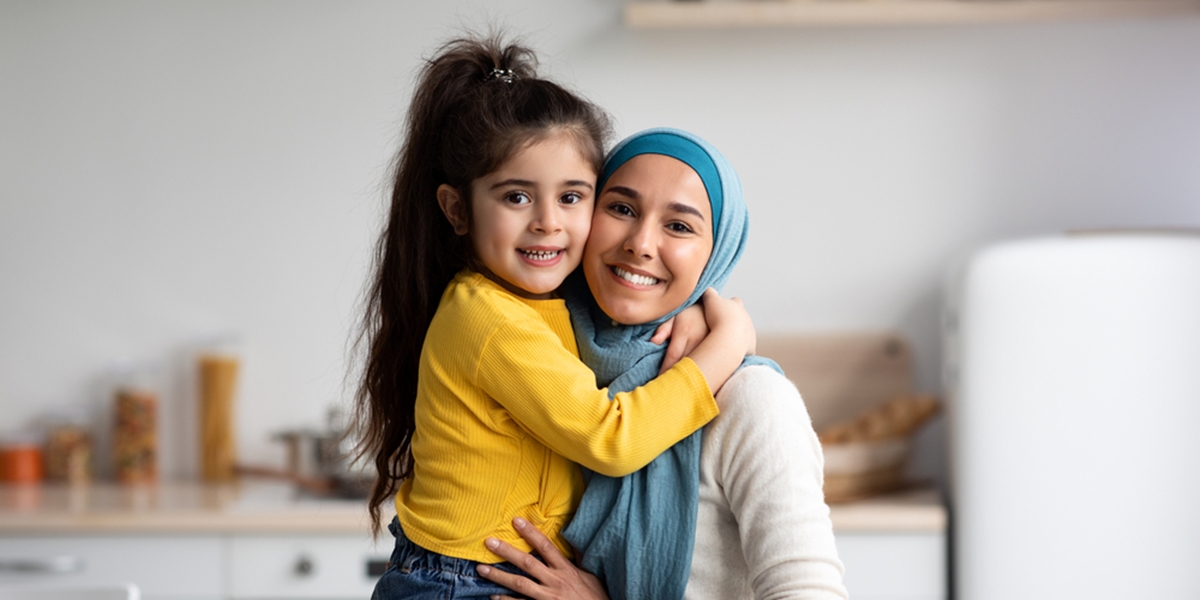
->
xmin=489 ymin=179 xmax=595 ymax=191
xmin=489 ymin=178 xmax=535 ymax=190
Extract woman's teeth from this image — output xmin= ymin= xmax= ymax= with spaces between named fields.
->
xmin=612 ymin=266 xmax=660 ymax=286
xmin=520 ymin=249 xmax=560 ymax=261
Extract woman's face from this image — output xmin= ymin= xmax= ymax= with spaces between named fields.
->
xmin=583 ymin=154 xmax=714 ymax=325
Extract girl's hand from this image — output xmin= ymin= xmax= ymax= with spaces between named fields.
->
xmin=700 ymin=288 xmax=756 ymax=357
xmin=650 ymin=304 xmax=710 ymax=375
xmin=475 ymin=517 xmax=609 ymax=600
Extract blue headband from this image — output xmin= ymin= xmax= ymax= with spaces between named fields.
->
xmin=598 ymin=132 xmax=724 ymax=238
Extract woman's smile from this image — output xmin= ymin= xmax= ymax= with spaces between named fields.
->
xmin=608 ymin=264 xmax=663 ymax=288
xmin=584 ymin=153 xmax=714 ymax=325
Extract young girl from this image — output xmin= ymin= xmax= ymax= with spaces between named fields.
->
xmin=356 ymin=37 xmax=756 ymax=598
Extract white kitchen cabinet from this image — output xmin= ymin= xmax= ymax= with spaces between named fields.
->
xmin=0 ymin=534 xmax=389 ymax=600
xmin=226 ymin=534 xmax=389 ymax=599
xmin=837 ymin=532 xmax=946 ymax=600
xmin=0 ymin=536 xmax=223 ymax=600
xmin=828 ymin=488 xmax=948 ymax=600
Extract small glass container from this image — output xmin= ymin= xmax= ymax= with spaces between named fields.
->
xmin=44 ymin=410 xmax=94 ymax=485
xmin=113 ymin=387 xmax=157 ymax=484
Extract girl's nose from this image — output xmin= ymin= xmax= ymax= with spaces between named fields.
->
xmin=531 ymin=201 xmax=562 ymax=234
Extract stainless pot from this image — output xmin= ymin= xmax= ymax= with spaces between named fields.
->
xmin=271 ymin=408 xmax=372 ymax=498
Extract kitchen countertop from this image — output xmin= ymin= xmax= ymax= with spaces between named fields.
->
xmin=0 ymin=480 xmax=945 ymax=535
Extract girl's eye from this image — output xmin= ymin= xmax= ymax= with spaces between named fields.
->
xmin=503 ymin=191 xmax=531 ymax=205
xmin=560 ymin=192 xmax=583 ymax=205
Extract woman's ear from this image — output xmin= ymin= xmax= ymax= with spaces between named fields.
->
xmin=436 ymin=184 xmax=469 ymax=236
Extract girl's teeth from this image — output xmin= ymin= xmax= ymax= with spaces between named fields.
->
xmin=613 ymin=267 xmax=659 ymax=286
xmin=522 ymin=249 xmax=559 ymax=261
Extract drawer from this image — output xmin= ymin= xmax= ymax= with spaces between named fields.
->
xmin=226 ymin=534 xmax=390 ymax=599
xmin=836 ymin=532 xmax=947 ymax=600
xmin=0 ymin=536 xmax=222 ymax=600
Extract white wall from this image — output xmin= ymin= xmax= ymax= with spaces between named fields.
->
xmin=3 ymin=0 xmax=1198 ymax=480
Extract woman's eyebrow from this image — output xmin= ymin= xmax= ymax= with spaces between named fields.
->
xmin=668 ymin=202 xmax=705 ymax=221
xmin=604 ymin=185 xmax=640 ymax=200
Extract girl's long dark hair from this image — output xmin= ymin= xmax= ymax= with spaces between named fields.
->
xmin=354 ymin=34 xmax=611 ymax=533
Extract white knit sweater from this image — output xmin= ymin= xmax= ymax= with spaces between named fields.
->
xmin=684 ymin=366 xmax=849 ymax=600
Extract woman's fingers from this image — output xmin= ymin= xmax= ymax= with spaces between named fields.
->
xmin=477 ymin=518 xmax=610 ymax=600
xmin=476 ymin=562 xmax=547 ymax=599
xmin=483 ymin=535 xmax=552 ymax=581
xmin=511 ymin=517 xmax=573 ymax=569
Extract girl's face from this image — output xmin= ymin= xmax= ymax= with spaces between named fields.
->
xmin=583 ymin=154 xmax=714 ymax=325
xmin=446 ymin=131 xmax=596 ymax=299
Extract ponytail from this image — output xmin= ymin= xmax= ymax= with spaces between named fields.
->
xmin=354 ymin=34 xmax=610 ymax=534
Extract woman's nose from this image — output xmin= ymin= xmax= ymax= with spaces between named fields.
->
xmin=623 ymin=225 xmax=654 ymax=259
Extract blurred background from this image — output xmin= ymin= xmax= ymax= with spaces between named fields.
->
xmin=2 ymin=0 xmax=1199 ymax=486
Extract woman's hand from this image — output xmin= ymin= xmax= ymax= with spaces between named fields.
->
xmin=475 ymin=517 xmax=609 ymax=600
xmin=651 ymin=304 xmax=710 ymax=375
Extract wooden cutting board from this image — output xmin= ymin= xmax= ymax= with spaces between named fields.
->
xmin=756 ymin=332 xmax=914 ymax=431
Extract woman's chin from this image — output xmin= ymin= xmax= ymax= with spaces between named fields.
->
xmin=596 ymin=300 xmax=669 ymax=327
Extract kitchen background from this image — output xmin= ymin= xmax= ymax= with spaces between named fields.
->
xmin=2 ymin=0 xmax=1199 ymax=485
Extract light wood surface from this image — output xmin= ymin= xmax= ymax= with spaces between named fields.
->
xmin=625 ymin=0 xmax=1200 ymax=29
xmin=757 ymin=331 xmax=914 ymax=431
xmin=0 ymin=480 xmax=945 ymax=534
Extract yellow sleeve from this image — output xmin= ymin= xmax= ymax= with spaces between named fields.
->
xmin=476 ymin=320 xmax=718 ymax=477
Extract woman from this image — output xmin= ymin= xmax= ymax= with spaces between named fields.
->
xmin=476 ymin=129 xmax=848 ymax=600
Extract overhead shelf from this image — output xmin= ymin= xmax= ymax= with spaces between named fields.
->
xmin=623 ymin=0 xmax=1200 ymax=29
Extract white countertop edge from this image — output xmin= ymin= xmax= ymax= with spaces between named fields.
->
xmin=1 ymin=482 xmax=946 ymax=535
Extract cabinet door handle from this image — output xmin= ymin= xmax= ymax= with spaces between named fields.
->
xmin=0 ymin=555 xmax=86 ymax=574
xmin=293 ymin=555 xmax=315 ymax=577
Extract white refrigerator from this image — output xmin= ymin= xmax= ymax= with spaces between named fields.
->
xmin=945 ymin=232 xmax=1200 ymax=599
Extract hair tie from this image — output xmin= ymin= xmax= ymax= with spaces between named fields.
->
xmin=484 ymin=68 xmax=517 ymax=84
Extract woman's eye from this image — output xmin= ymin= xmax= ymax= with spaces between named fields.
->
xmin=560 ymin=192 xmax=583 ymax=205
xmin=504 ymin=191 xmax=531 ymax=205
xmin=606 ymin=202 xmax=634 ymax=217
xmin=668 ymin=222 xmax=695 ymax=234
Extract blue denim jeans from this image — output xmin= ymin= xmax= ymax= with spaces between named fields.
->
xmin=371 ymin=518 xmax=531 ymax=599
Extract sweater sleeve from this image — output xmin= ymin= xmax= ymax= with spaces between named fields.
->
xmin=713 ymin=366 xmax=849 ymax=600
xmin=476 ymin=319 xmax=718 ymax=478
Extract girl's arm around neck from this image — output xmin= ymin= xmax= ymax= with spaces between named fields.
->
xmin=474 ymin=316 xmax=718 ymax=478
xmin=683 ymin=289 xmax=757 ymax=397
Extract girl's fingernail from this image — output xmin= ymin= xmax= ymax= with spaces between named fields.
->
xmin=477 ymin=564 xmax=491 ymax=575
xmin=485 ymin=537 xmax=499 ymax=549
xmin=513 ymin=516 xmax=528 ymax=528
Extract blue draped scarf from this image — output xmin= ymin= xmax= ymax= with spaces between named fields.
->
xmin=561 ymin=128 xmax=782 ymax=600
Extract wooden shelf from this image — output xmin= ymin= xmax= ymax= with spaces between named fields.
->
xmin=624 ymin=0 xmax=1200 ymax=29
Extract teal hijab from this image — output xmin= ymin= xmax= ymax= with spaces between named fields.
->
xmin=561 ymin=128 xmax=781 ymax=600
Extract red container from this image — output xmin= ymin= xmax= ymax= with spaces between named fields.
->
xmin=0 ymin=442 xmax=44 ymax=483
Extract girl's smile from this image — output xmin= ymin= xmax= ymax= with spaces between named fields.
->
xmin=518 ymin=246 xmax=566 ymax=266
